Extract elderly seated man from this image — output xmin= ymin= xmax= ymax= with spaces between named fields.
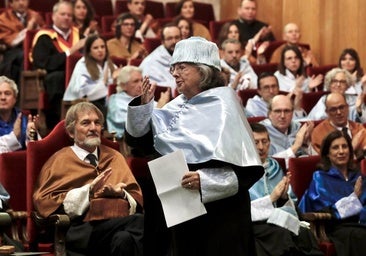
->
xmin=311 ymin=92 xmax=366 ymax=159
xmin=260 ymin=94 xmax=314 ymax=166
xmin=0 ymin=76 xmax=38 ymax=153
xmin=33 ymin=102 xmax=144 ymax=255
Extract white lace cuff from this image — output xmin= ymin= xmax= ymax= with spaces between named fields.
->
xmin=126 ymin=98 xmax=154 ymax=137
xmin=335 ymin=192 xmax=363 ymax=219
xmin=197 ymin=167 xmax=238 ymax=204
xmin=251 ymin=195 xmax=274 ymax=221
xmin=63 ymin=184 xmax=90 ymax=219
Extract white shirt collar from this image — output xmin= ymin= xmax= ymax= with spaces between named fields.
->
xmin=52 ymin=24 xmax=71 ymax=40
xmin=70 ymin=144 xmax=98 ymax=161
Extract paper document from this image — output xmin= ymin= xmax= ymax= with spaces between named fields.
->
xmin=148 ymin=150 xmax=207 ymax=227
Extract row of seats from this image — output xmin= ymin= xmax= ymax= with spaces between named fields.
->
xmin=0 ymin=0 xmax=216 ymax=23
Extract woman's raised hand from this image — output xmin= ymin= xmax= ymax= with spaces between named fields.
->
xmin=141 ymin=76 xmax=156 ymax=104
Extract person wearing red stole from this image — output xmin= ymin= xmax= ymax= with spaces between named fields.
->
xmin=31 ymin=1 xmax=86 ymax=132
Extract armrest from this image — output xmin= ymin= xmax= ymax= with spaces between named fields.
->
xmin=0 ymin=212 xmax=11 ymax=226
xmin=32 ymin=211 xmax=70 ymax=228
xmin=6 ymin=209 xmax=28 ymax=243
xmin=301 ymin=212 xmax=332 ymax=242
xmin=32 ymin=211 xmax=70 ymax=256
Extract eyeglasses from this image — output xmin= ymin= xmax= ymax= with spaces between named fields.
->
xmin=170 ymin=64 xmax=188 ymax=75
xmin=164 ymin=35 xmax=181 ymax=42
xmin=326 ymin=104 xmax=348 ymax=114
xmin=255 ymin=139 xmax=270 ymax=146
xmin=331 ymin=79 xmax=347 ymax=86
xmin=121 ymin=23 xmax=136 ymax=27
xmin=271 ymin=109 xmax=293 ymax=115
xmin=260 ymin=85 xmax=278 ymax=91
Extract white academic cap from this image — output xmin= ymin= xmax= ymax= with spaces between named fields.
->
xmin=170 ymin=36 xmax=221 ymax=71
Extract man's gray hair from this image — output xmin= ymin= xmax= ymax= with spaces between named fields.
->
xmin=0 ymin=76 xmax=18 ymax=97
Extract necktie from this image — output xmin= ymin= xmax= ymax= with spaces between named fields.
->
xmin=86 ymin=153 xmax=97 ymax=167
xmin=342 ymin=127 xmax=350 ymax=139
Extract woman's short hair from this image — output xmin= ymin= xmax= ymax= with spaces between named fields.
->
xmin=117 ymin=65 xmax=142 ymax=92
xmin=319 ymin=130 xmax=354 ymax=171
xmin=195 ymin=64 xmax=225 ymax=91
xmin=323 ymin=68 xmax=354 ymax=91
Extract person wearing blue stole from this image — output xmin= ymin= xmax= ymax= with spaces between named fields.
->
xmin=299 ymin=130 xmax=366 ymax=256
xmin=0 ymin=76 xmax=38 ymax=153
xmin=125 ymin=37 xmax=264 ymax=256
xmin=249 ymin=123 xmax=322 ymax=256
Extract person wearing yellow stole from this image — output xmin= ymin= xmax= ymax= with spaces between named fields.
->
xmin=31 ymin=1 xmax=86 ymax=131
xmin=0 ymin=0 xmax=45 ymax=86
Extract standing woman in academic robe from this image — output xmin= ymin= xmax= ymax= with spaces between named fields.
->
xmin=299 ymin=130 xmax=366 ymax=256
xmin=125 ymin=36 xmax=263 ymax=256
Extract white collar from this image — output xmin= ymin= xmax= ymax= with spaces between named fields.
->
xmin=52 ymin=24 xmax=71 ymax=40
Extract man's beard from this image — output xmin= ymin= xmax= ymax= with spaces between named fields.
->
xmin=76 ymin=136 xmax=101 ymax=148
xmin=83 ymin=137 xmax=101 ymax=148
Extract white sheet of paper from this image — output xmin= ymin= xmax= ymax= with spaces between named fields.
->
xmin=148 ymin=150 xmax=207 ymax=227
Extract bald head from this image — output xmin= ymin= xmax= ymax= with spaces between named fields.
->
xmin=283 ymin=23 xmax=300 ymax=44
xmin=325 ymin=92 xmax=349 ymax=127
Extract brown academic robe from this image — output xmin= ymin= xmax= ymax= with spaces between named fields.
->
xmin=192 ymin=22 xmax=212 ymax=41
xmin=33 ymin=144 xmax=143 ymax=220
xmin=311 ymin=119 xmax=366 ymax=155
xmin=107 ymin=38 xmax=146 ymax=59
xmin=0 ymin=8 xmax=44 ymax=47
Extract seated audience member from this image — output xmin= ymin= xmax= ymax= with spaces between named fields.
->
xmin=0 ymin=76 xmax=38 ymax=153
xmin=217 ymin=22 xmax=242 ymax=48
xmin=233 ymin=0 xmax=275 ymax=64
xmin=270 ymin=23 xmax=319 ymax=67
xmin=173 ymin=16 xmax=193 ymax=40
xmin=233 ymin=0 xmax=275 ymax=44
xmin=299 ymin=130 xmax=366 ymax=256
xmin=0 ymin=0 xmax=45 ymax=85
xmin=250 ymin=123 xmax=323 ymax=256
xmin=260 ymin=95 xmax=314 ymax=165
xmin=107 ymin=66 xmax=170 ymax=140
xmin=32 ymin=1 xmax=86 ymax=131
xmin=220 ymin=38 xmax=257 ymax=90
xmin=217 ymin=21 xmax=267 ymax=65
xmin=307 ymin=68 xmax=366 ymax=121
xmin=274 ymin=45 xmax=323 ymax=92
xmin=139 ymin=23 xmax=181 ymax=92
xmin=246 ymin=72 xmax=306 ymax=119
xmin=338 ymin=48 xmax=366 ymax=95
xmin=64 ymin=34 xmax=119 ymax=118
xmin=127 ymin=0 xmax=158 ymax=41
xmin=71 ymin=0 xmax=99 ymax=37
xmin=107 ymin=13 xmax=147 ymax=63
xmin=174 ymin=0 xmax=211 ymax=41
xmin=311 ymin=92 xmax=366 ymax=158
xmin=33 ymin=102 xmax=144 ymax=256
